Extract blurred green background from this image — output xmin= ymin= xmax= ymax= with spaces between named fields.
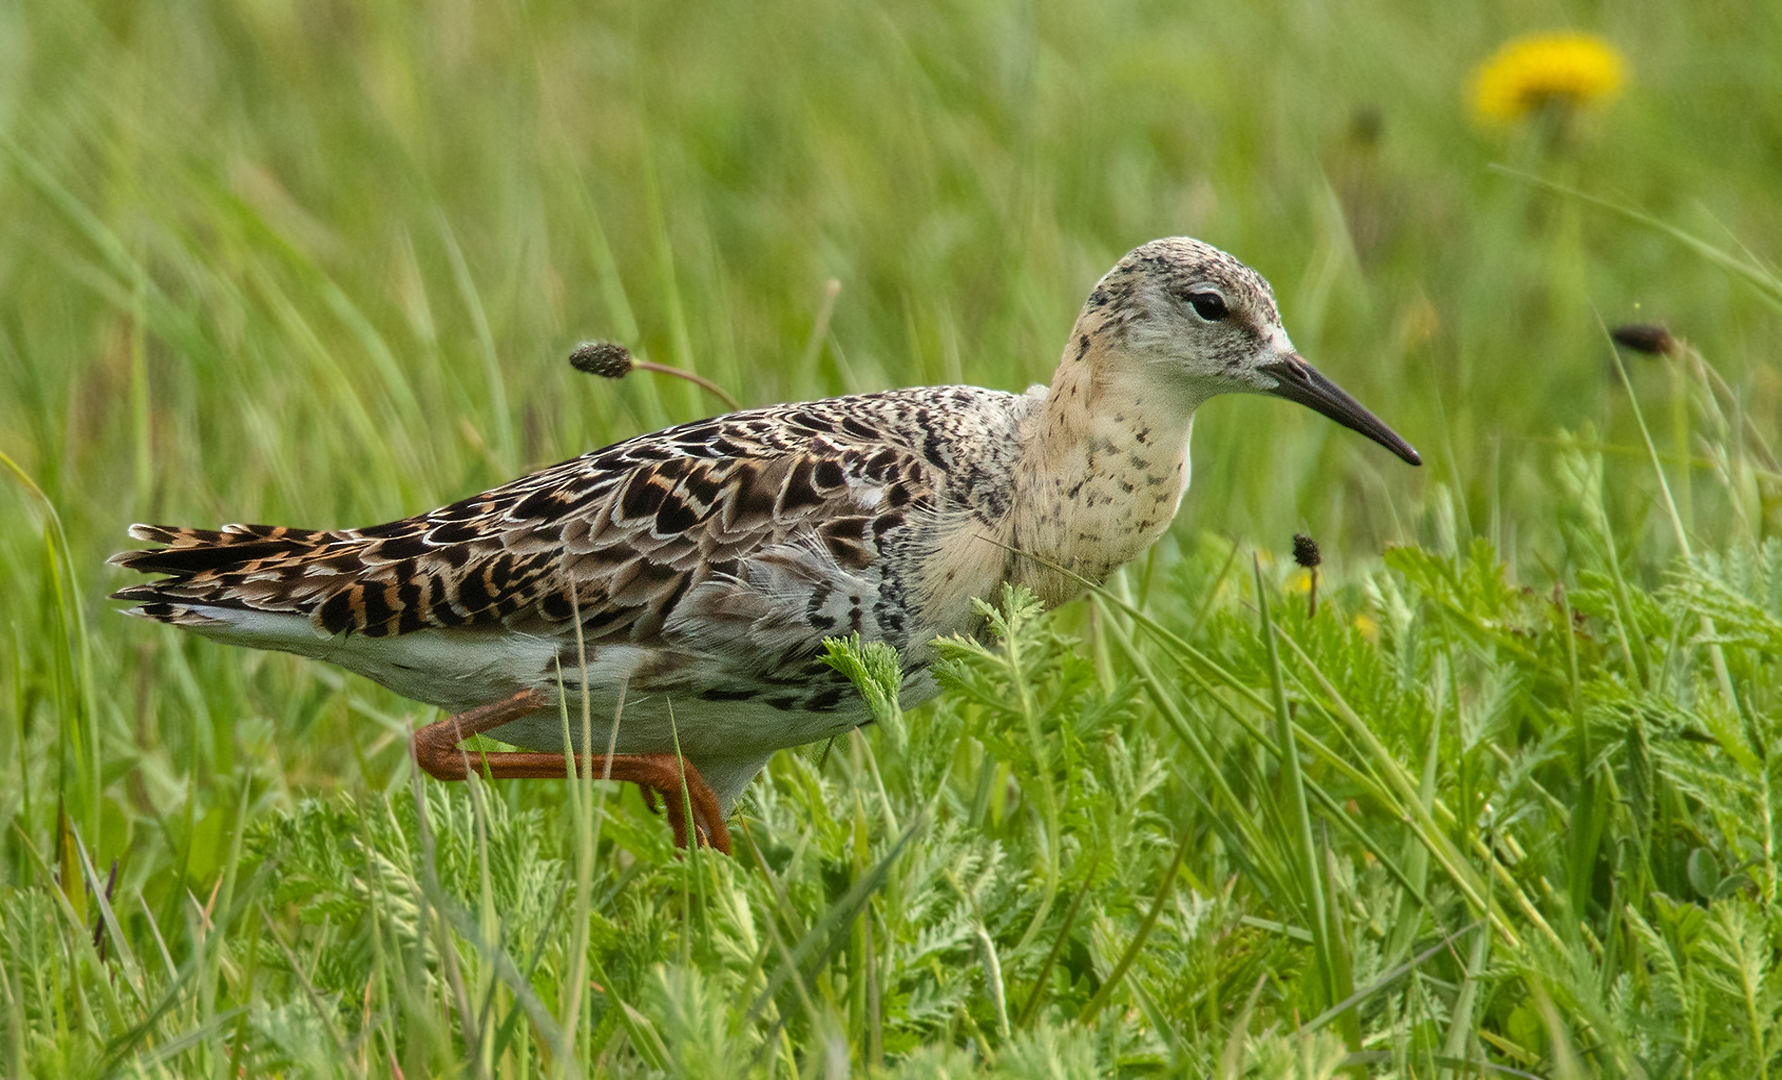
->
xmin=2 ymin=0 xmax=1781 ymax=1070
xmin=6 ymin=1 xmax=1779 ymax=560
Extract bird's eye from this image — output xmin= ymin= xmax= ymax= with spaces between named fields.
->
xmin=1186 ymin=292 xmax=1228 ymax=321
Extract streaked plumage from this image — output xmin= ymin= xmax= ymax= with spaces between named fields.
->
xmin=111 ymin=237 xmax=1420 ymax=840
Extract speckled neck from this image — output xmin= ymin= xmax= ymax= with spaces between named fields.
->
xmin=1000 ymin=317 xmax=1199 ymax=604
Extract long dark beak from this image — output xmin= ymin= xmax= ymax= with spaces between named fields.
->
xmin=1256 ymin=354 xmax=1421 ymax=466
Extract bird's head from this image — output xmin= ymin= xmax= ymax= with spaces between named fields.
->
xmin=1082 ymin=237 xmax=1421 ymax=466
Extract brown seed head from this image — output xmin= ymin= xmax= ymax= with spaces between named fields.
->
xmin=569 ymin=341 xmax=637 ymax=379
xmin=1609 ymin=323 xmax=1678 ymax=358
xmin=1292 ymin=533 xmax=1322 ymax=569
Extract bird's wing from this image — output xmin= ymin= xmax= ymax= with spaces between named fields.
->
xmin=110 ymin=405 xmax=938 ymax=673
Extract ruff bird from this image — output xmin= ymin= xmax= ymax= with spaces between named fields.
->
xmin=111 ymin=237 xmax=1420 ymax=853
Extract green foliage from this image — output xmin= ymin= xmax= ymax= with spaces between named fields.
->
xmin=11 ymin=530 xmax=1782 ymax=1075
xmin=4 ymin=0 xmax=1782 ymax=1075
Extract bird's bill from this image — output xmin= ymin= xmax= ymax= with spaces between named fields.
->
xmin=1256 ymin=355 xmax=1422 ymax=466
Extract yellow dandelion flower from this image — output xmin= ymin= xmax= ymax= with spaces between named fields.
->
xmin=1470 ymin=31 xmax=1626 ymax=127
xmin=1353 ymin=613 xmax=1380 ymax=642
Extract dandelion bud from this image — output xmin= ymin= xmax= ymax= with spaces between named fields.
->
xmin=1609 ymin=323 xmax=1678 ymax=358
xmin=568 ymin=342 xmax=637 ymax=379
xmin=1292 ymin=533 xmax=1322 ymax=569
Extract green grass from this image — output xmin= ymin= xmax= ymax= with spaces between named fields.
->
xmin=4 ymin=0 xmax=1782 ymax=1075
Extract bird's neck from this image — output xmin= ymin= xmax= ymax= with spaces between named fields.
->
xmin=1000 ymin=325 xmax=1198 ymax=605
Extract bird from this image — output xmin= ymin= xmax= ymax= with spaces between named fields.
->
xmin=110 ymin=237 xmax=1420 ymax=854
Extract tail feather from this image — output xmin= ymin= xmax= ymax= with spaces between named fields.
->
xmin=109 ymin=522 xmax=343 ymax=623
xmin=114 ymin=600 xmax=235 ymax=627
xmin=110 ymin=512 xmax=561 ymax=639
xmin=108 ymin=523 xmax=331 ymax=576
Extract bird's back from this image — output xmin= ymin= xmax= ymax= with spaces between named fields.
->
xmin=111 ymin=386 xmax=1037 ymax=755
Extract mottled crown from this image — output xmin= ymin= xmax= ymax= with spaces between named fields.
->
xmin=1083 ymin=237 xmax=1282 ymax=334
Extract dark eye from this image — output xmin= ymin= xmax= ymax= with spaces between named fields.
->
xmin=1186 ymin=292 xmax=1228 ymax=321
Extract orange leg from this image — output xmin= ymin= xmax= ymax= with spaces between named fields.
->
xmin=411 ymin=690 xmax=731 ymax=855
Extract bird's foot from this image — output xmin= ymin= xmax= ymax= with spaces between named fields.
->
xmin=410 ymin=691 xmax=732 ymax=855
